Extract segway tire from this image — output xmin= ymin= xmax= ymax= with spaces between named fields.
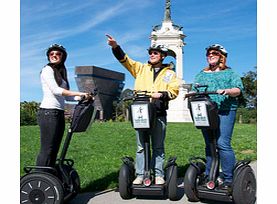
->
xmin=184 ymin=164 xmax=201 ymax=202
xmin=20 ymin=172 xmax=64 ymax=204
xmin=232 ymin=165 xmax=256 ymax=204
xmin=118 ymin=164 xmax=134 ymax=199
xmin=70 ymin=169 xmax=81 ymax=194
xmin=167 ymin=165 xmax=178 ymax=201
xmin=58 ymin=164 xmax=81 ymax=197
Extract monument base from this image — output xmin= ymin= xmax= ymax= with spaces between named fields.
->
xmin=167 ymin=83 xmax=192 ymax=123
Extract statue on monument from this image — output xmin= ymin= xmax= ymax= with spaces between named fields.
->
xmin=164 ymin=0 xmax=171 ymax=22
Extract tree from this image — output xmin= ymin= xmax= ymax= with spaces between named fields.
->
xmin=114 ymin=88 xmax=133 ymax=121
xmin=241 ymin=67 xmax=257 ymax=108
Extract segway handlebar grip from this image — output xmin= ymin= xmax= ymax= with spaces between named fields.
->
xmin=123 ymin=96 xmax=134 ymax=102
xmin=122 ymin=90 xmax=153 ymax=102
xmin=185 ymin=91 xmax=218 ymax=99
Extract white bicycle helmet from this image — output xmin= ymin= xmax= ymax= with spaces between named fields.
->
xmin=148 ymin=44 xmax=169 ymax=56
xmin=206 ymin=44 xmax=228 ymax=57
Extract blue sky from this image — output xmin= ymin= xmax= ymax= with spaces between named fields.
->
xmin=20 ymin=0 xmax=257 ymax=102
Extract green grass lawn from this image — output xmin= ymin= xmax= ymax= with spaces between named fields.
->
xmin=20 ymin=121 xmax=256 ymax=192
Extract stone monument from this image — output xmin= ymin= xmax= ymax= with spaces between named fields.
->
xmin=150 ymin=0 xmax=192 ymax=122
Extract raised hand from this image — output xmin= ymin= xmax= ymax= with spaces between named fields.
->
xmin=106 ymin=34 xmax=118 ymax=48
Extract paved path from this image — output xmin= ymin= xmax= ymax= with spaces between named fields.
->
xmin=69 ymin=161 xmax=256 ymax=204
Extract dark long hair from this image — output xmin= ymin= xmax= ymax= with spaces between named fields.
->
xmin=47 ymin=63 xmax=70 ymax=90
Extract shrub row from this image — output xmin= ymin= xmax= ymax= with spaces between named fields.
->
xmin=236 ymin=108 xmax=257 ymax=124
xmin=20 ymin=102 xmax=257 ymax=126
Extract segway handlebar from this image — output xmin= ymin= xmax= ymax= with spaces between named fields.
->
xmin=122 ymin=90 xmax=152 ymax=102
xmin=79 ymin=88 xmax=98 ymax=103
xmin=185 ymin=91 xmax=218 ymax=98
xmin=185 ymin=84 xmax=224 ymax=99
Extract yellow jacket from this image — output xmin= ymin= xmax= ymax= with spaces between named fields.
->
xmin=119 ymin=54 xmax=180 ymax=100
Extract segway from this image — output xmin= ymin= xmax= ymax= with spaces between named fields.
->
xmin=183 ymin=84 xmax=256 ymax=204
xmin=118 ymin=91 xmax=178 ymax=201
xmin=20 ymin=92 xmax=97 ymax=204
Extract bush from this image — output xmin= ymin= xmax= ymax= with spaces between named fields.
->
xmin=20 ymin=108 xmax=38 ymax=126
xmin=236 ymin=108 xmax=257 ymax=124
xmin=115 ymin=114 xmax=126 ymax=122
xmin=20 ymin=101 xmax=39 ymax=126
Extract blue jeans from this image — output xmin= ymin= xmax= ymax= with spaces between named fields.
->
xmin=36 ymin=108 xmax=65 ymax=167
xmin=135 ymin=116 xmax=167 ymax=177
xmin=201 ymin=110 xmax=236 ymax=183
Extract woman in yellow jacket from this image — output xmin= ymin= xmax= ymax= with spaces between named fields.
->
xmin=106 ymin=34 xmax=179 ymax=185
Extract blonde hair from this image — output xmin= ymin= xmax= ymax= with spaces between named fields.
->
xmin=203 ymin=53 xmax=228 ymax=71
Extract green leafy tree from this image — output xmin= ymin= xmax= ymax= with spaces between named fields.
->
xmin=240 ymin=67 xmax=257 ymax=108
xmin=236 ymin=67 xmax=257 ymax=123
xmin=114 ymin=88 xmax=133 ymax=121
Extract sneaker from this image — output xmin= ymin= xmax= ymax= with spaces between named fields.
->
xmin=216 ymin=176 xmax=224 ymax=186
xmin=155 ymin=176 xmax=165 ymax=185
xmin=132 ymin=176 xmax=143 ymax=185
xmin=218 ymin=181 xmax=232 ymax=190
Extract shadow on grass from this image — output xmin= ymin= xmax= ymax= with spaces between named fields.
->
xmin=81 ymin=171 xmax=119 ymax=193
xmin=177 ymin=163 xmax=190 ymax=178
xmin=68 ymin=171 xmax=119 ymax=204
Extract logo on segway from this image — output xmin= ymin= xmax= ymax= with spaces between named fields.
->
xmin=190 ymin=101 xmax=210 ymax=126
xmin=131 ymin=104 xmax=150 ymax=128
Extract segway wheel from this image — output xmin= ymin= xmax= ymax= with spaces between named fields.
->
xmin=232 ymin=166 xmax=256 ymax=204
xmin=57 ymin=163 xmax=81 ymax=197
xmin=20 ymin=172 xmax=64 ymax=204
xmin=118 ymin=164 xmax=134 ymax=199
xmin=184 ymin=164 xmax=201 ymax=202
xmin=167 ymin=165 xmax=178 ymax=201
xmin=70 ymin=169 xmax=81 ymax=194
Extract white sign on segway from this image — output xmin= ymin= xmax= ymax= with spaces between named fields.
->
xmin=131 ymin=104 xmax=150 ymax=129
xmin=191 ymin=101 xmax=210 ymax=126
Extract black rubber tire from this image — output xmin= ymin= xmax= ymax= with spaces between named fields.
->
xmin=184 ymin=165 xmax=200 ymax=202
xmin=70 ymin=169 xmax=81 ymax=195
xmin=20 ymin=172 xmax=64 ymax=204
xmin=58 ymin=164 xmax=81 ymax=196
xmin=118 ymin=164 xmax=134 ymax=199
xmin=232 ymin=165 xmax=256 ymax=204
xmin=167 ymin=165 xmax=178 ymax=201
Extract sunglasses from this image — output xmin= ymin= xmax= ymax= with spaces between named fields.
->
xmin=49 ymin=51 xmax=62 ymax=56
xmin=206 ymin=51 xmax=220 ymax=57
xmin=149 ymin=51 xmax=160 ymax=55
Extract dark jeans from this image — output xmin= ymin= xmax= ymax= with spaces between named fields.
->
xmin=36 ymin=108 xmax=65 ymax=167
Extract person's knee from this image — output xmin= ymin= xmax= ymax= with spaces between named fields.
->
xmin=39 ymin=145 xmax=56 ymax=158
xmin=217 ymin=139 xmax=232 ymax=151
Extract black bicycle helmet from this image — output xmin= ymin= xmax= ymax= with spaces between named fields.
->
xmin=206 ymin=44 xmax=228 ymax=57
xmin=148 ymin=44 xmax=169 ymax=56
xmin=46 ymin=44 xmax=67 ymax=62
